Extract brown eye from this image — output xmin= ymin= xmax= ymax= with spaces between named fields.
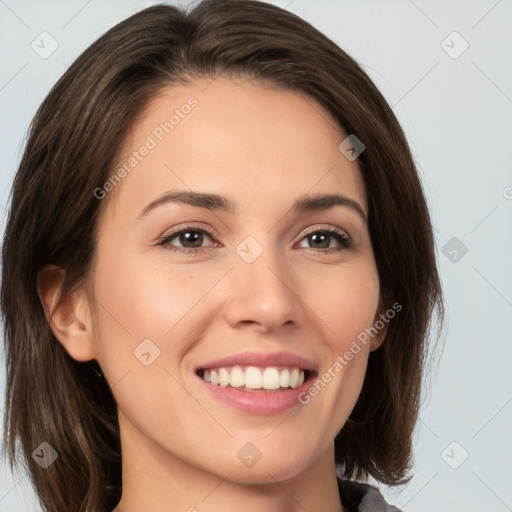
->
xmin=177 ymin=231 xmax=204 ymax=248
xmin=298 ymin=228 xmax=352 ymax=252
xmin=158 ymin=227 xmax=217 ymax=253
xmin=307 ymin=232 xmax=330 ymax=249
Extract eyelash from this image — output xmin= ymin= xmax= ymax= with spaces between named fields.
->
xmin=157 ymin=224 xmax=353 ymax=255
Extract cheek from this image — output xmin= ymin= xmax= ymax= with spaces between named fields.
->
xmin=303 ymin=258 xmax=381 ymax=352
xmin=87 ymin=251 xmax=211 ymax=430
xmin=88 ymin=247 xmax=225 ymax=373
xmin=290 ymin=258 xmax=380 ymax=421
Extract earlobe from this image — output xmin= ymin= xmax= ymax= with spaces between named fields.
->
xmin=37 ymin=265 xmax=96 ymax=362
xmin=369 ymin=296 xmax=389 ymax=352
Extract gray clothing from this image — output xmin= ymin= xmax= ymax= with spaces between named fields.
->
xmin=338 ymin=478 xmax=403 ymax=512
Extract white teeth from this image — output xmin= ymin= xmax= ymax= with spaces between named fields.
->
xmin=262 ymin=367 xmax=280 ymax=389
xmin=289 ymin=368 xmax=299 ymax=388
xmin=279 ymin=368 xmax=290 ymax=388
xmin=219 ymin=368 xmax=230 ymax=387
xmin=245 ymin=367 xmax=262 ymax=389
xmin=201 ymin=365 xmax=306 ymax=390
xmin=230 ymin=366 xmax=245 ymax=387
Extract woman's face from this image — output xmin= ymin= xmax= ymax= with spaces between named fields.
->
xmin=86 ymin=78 xmax=384 ymax=483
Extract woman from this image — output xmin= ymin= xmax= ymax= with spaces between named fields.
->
xmin=1 ymin=1 xmax=444 ymax=511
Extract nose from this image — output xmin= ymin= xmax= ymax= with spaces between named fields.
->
xmin=222 ymin=244 xmax=303 ymax=333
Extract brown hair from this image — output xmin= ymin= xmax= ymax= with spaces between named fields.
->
xmin=1 ymin=1 xmax=444 ymax=510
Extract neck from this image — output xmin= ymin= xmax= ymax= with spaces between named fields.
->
xmin=112 ymin=414 xmax=345 ymax=512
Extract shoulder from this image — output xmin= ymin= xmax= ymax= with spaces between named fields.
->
xmin=337 ymin=478 xmax=403 ymax=512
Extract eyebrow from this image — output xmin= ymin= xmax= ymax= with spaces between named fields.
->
xmin=138 ymin=190 xmax=367 ymax=225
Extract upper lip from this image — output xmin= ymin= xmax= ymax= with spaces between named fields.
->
xmin=197 ymin=351 xmax=317 ymax=372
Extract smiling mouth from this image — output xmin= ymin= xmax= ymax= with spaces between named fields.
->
xmin=196 ymin=366 xmax=313 ymax=392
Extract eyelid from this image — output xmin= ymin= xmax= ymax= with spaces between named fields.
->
xmin=300 ymin=223 xmax=351 ymax=239
xmin=159 ymin=222 xmax=219 ymax=242
xmin=296 ymin=223 xmax=353 ymax=251
xmin=157 ymin=222 xmax=353 ymax=253
xmin=156 ymin=222 xmax=220 ymax=253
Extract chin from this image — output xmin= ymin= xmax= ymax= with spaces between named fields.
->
xmin=215 ymin=454 xmax=310 ymax=485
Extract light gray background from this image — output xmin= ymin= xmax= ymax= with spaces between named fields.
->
xmin=1 ymin=1 xmax=511 ymax=511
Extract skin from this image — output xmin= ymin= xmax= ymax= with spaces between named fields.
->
xmin=40 ymin=78 xmax=387 ymax=512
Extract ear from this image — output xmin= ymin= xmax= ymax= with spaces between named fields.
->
xmin=369 ymin=295 xmax=390 ymax=352
xmin=37 ymin=265 xmax=96 ymax=362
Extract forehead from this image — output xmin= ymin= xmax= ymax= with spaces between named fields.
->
xmin=105 ymin=78 xmax=367 ymax=219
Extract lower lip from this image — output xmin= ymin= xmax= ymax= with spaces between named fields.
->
xmin=198 ymin=375 xmax=312 ymax=415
